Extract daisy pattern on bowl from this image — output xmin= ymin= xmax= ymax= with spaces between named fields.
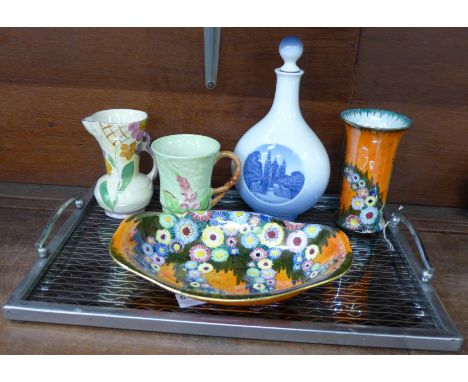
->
xmin=201 ymin=226 xmax=225 ymax=248
xmin=248 ymin=214 xmax=262 ymax=227
xmin=241 ymin=232 xmax=259 ymax=249
xmin=261 ymin=269 xmax=276 ymax=279
xmin=141 ymin=242 xmax=154 ymax=256
xmin=153 ymin=255 xmax=166 ymax=266
xmin=198 ymin=262 xmax=214 ymax=273
xmin=174 ymin=218 xmax=199 ymax=244
xmin=211 ymin=248 xmax=229 ymax=262
xmin=267 ymin=247 xmax=282 ymax=259
xmin=146 ymin=236 xmax=156 ymax=246
xmin=229 ymin=211 xmax=250 ymax=224
xmin=249 ymin=247 xmax=268 ymax=261
xmin=246 ymin=267 xmax=261 ymax=278
xmin=150 ymin=263 xmax=161 ymax=272
xmin=229 ymin=247 xmax=240 ymax=256
xmin=293 ymin=252 xmax=305 ymax=265
xmin=188 ymin=269 xmax=202 ymax=279
xmin=257 ymin=258 xmax=273 ymax=270
xmin=303 ymin=224 xmax=321 ymax=239
xmin=305 ymin=244 xmax=319 ymax=260
xmin=259 ymin=222 xmax=284 ymax=247
xmin=302 ymin=260 xmax=314 ymax=272
xmin=222 ymin=222 xmax=238 ymax=236
xmin=159 ymin=213 xmax=176 ymax=229
xmin=154 ymin=243 xmax=170 ymax=257
xmin=309 ymin=270 xmax=319 ymax=279
xmin=209 ymin=211 xmax=228 ymax=226
xmin=191 ymin=210 xmax=212 ymax=222
xmin=170 ymin=240 xmax=184 ymax=253
xmin=225 ymin=236 xmax=237 ymax=247
xmin=253 ymin=283 xmax=266 ymax=292
xmin=184 ymin=260 xmax=198 ymax=270
xmin=238 ymin=223 xmax=251 ymax=235
xmin=189 ymin=244 xmax=211 ymax=262
xmin=156 ymin=229 xmax=172 ymax=245
xmin=284 ymin=221 xmax=305 ymax=231
xmin=286 ymin=230 xmax=308 ymax=253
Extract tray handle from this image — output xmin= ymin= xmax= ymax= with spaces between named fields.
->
xmin=385 ymin=209 xmax=435 ymax=283
xmin=35 ymin=197 xmax=84 ymax=258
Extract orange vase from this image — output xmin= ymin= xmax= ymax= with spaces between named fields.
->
xmin=336 ymin=109 xmax=412 ymax=233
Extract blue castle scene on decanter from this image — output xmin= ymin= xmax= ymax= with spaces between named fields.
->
xmin=234 ymin=35 xmax=330 ymax=220
xmin=244 ymin=144 xmax=305 ymax=204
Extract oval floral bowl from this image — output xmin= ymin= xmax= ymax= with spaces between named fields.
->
xmin=109 ymin=210 xmax=353 ymax=306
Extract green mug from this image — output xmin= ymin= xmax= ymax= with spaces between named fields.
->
xmin=151 ymin=134 xmax=241 ymax=214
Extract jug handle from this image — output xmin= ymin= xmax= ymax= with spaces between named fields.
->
xmin=141 ymin=132 xmax=158 ymax=181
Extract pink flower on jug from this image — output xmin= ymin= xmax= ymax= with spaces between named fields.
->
xmin=177 ymin=176 xmax=200 ymax=210
xmin=128 ymin=122 xmax=145 ymax=141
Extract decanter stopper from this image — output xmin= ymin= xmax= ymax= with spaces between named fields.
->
xmin=279 ymin=36 xmax=303 ymax=72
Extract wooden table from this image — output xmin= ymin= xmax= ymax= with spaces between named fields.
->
xmin=1 ymin=183 xmax=466 ymax=354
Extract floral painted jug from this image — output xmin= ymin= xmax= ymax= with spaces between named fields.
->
xmin=234 ymin=36 xmax=330 ymax=220
xmin=82 ymin=109 xmax=157 ymax=218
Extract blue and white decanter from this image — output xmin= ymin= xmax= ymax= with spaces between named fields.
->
xmin=234 ymin=36 xmax=330 ymax=220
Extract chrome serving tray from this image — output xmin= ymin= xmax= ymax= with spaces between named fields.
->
xmin=3 ymin=188 xmax=463 ymax=352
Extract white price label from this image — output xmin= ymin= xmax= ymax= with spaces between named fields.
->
xmin=175 ymin=294 xmax=206 ymax=308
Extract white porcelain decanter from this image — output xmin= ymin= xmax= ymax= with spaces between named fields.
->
xmin=234 ymin=36 xmax=330 ymax=220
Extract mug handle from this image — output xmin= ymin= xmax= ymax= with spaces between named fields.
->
xmin=211 ymin=151 xmax=241 ymax=208
xmin=140 ymin=132 xmax=158 ymax=181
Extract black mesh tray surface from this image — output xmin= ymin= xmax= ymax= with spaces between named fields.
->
xmin=3 ymin=190 xmax=463 ymax=351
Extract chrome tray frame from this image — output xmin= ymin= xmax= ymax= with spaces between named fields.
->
xmin=3 ymin=188 xmax=463 ymax=352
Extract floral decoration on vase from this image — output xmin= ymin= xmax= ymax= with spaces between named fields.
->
xmin=336 ymin=163 xmax=384 ymax=233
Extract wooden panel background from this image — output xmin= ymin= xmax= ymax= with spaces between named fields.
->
xmin=0 ymin=28 xmax=466 ymax=207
